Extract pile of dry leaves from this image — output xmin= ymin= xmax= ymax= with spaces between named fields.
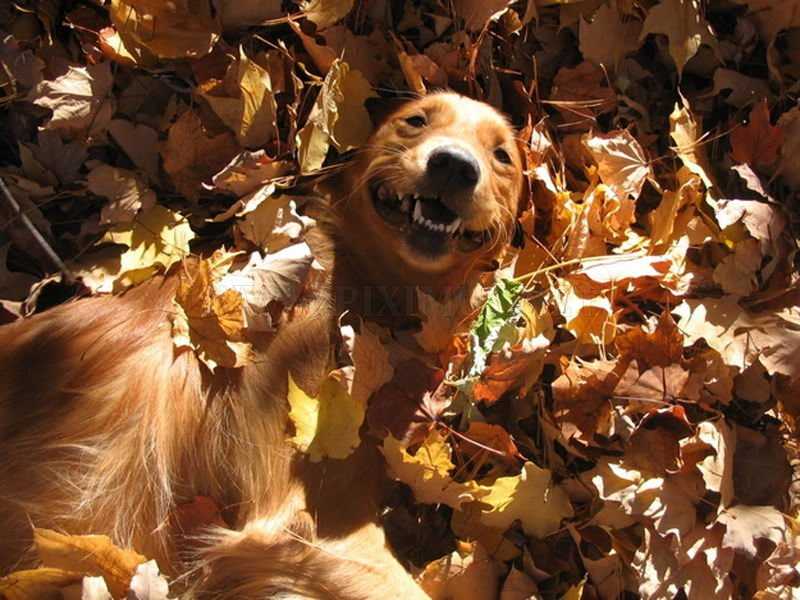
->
xmin=1 ymin=0 xmax=800 ymax=598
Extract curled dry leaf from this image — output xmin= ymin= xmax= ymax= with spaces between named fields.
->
xmin=109 ymin=0 xmax=220 ymax=60
xmin=215 ymin=243 xmax=322 ymax=332
xmin=172 ymin=249 xmax=254 ymax=372
xmin=33 ymin=528 xmax=145 ymax=598
xmin=200 ymin=47 xmax=277 ymax=149
xmin=296 ymin=59 xmax=376 ymax=173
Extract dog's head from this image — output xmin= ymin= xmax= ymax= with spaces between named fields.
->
xmin=335 ymin=93 xmax=524 ymax=287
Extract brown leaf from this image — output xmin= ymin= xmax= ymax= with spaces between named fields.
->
xmin=730 ymin=99 xmax=784 ymax=168
xmin=87 ymin=164 xmax=156 ymax=225
xmin=162 ymin=110 xmax=239 ymax=199
xmin=579 ymin=3 xmax=642 ymax=70
xmin=33 ymin=528 xmax=145 ymax=598
xmin=172 ymin=250 xmax=254 ymax=371
xmin=550 ymin=61 xmax=616 ymax=130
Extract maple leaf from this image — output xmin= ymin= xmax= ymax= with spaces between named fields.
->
xmin=554 ymin=278 xmax=617 ymax=346
xmin=383 ymin=429 xmax=489 ymax=509
xmin=675 ymin=297 xmax=800 ymax=382
xmin=210 ymin=151 xmax=291 ymax=200
xmin=101 ymin=205 xmax=195 ymax=289
xmin=414 ymin=289 xmax=470 ymax=354
xmin=28 ymin=62 xmax=112 ymax=134
xmin=729 ymin=99 xmax=784 ymax=168
xmin=478 ymin=462 xmax=574 ymax=538
xmin=161 ymin=110 xmax=239 ymax=200
xmin=579 ymin=3 xmax=642 ymax=70
xmin=582 ymin=130 xmax=656 ymax=200
xmin=640 ymin=0 xmax=718 ymax=76
xmin=172 ymin=249 xmax=254 ymax=371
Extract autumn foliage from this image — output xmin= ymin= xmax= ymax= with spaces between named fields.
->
xmin=1 ymin=0 xmax=800 ymax=599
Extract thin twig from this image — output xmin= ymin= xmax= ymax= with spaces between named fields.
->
xmin=0 ymin=176 xmax=75 ymax=284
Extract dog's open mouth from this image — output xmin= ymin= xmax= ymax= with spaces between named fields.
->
xmin=371 ymin=182 xmax=489 ymax=256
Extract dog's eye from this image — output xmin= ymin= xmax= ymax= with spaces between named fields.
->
xmin=494 ymin=147 xmax=512 ymax=164
xmin=404 ymin=115 xmax=427 ymax=128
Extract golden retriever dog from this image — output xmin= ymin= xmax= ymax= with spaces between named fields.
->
xmin=0 ymin=92 xmax=523 ymax=598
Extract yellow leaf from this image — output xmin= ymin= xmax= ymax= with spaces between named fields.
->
xmin=332 ymin=66 xmax=376 ymax=152
xmin=110 ymin=0 xmax=220 ymax=60
xmin=670 ymin=94 xmax=715 ymax=190
xmin=287 ymin=372 xmax=364 ymax=462
xmin=102 ymin=205 xmax=195 ymax=288
xmin=33 ymin=528 xmax=145 ymax=598
xmin=478 ymin=462 xmax=574 ymax=538
xmin=0 ymin=567 xmax=83 ymax=600
xmin=295 ymin=60 xmax=375 ymax=173
xmin=172 ymin=249 xmax=253 ymax=372
xmin=418 ymin=543 xmax=503 ymax=600
xmin=382 ymin=430 xmax=489 ymax=509
xmin=202 ymin=47 xmax=277 ymax=149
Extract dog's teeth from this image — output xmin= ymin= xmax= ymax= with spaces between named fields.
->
xmin=413 ymin=200 xmax=422 ymax=223
xmin=447 ymin=218 xmax=462 ymax=234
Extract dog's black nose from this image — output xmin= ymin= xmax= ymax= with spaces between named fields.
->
xmin=426 ymin=146 xmax=480 ymax=192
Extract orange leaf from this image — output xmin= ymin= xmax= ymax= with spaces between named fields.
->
xmin=730 ymin=99 xmax=783 ymax=168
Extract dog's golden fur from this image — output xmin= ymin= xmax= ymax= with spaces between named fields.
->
xmin=0 ymin=93 xmax=523 ymax=598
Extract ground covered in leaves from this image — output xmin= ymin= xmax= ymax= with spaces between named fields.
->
xmin=2 ymin=0 xmax=800 ymax=599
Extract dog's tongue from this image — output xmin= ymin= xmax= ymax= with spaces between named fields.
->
xmin=419 ymin=198 xmax=457 ymax=223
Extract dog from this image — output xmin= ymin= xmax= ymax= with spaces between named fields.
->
xmin=0 ymin=92 xmax=524 ymax=598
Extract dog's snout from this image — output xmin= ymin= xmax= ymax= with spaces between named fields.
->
xmin=426 ymin=146 xmax=480 ymax=192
